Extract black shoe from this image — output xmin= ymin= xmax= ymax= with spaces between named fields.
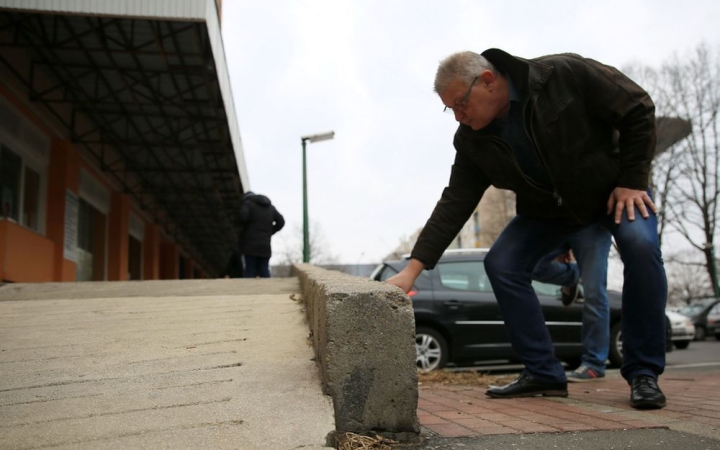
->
xmin=630 ymin=375 xmax=666 ymax=409
xmin=561 ymin=283 xmax=580 ymax=306
xmin=486 ymin=372 xmax=568 ymax=398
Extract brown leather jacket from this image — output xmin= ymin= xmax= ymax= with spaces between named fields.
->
xmin=412 ymin=49 xmax=656 ymax=269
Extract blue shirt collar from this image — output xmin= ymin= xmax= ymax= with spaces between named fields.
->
xmin=508 ymin=77 xmax=520 ymax=103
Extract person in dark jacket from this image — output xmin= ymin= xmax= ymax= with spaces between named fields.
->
xmin=238 ymin=191 xmax=285 ymax=278
xmin=386 ymin=49 xmax=668 ymax=410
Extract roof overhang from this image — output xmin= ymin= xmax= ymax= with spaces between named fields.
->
xmin=0 ymin=0 xmax=248 ymax=274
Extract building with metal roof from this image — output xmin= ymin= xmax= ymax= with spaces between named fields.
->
xmin=0 ymin=0 xmax=249 ymax=281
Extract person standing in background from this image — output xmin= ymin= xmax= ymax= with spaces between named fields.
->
xmin=532 ymin=224 xmax=613 ymax=382
xmin=238 ymin=191 xmax=285 ymax=278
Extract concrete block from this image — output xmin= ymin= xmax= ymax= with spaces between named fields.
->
xmin=292 ymin=264 xmax=420 ymax=442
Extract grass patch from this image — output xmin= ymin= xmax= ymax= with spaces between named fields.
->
xmin=417 ymin=370 xmax=516 ymax=387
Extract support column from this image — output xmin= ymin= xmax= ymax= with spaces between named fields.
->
xmin=185 ymin=259 xmax=195 ymax=279
xmin=46 ymin=139 xmax=80 ymax=281
xmin=143 ymin=222 xmax=160 ymax=280
xmin=107 ymin=192 xmax=130 ymax=281
xmin=160 ymin=240 xmax=179 ymax=280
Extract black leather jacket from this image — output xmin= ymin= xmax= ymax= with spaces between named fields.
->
xmin=412 ymin=49 xmax=656 ymax=269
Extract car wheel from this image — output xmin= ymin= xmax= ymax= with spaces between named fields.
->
xmin=694 ymin=326 xmax=707 ymax=341
xmin=608 ymin=322 xmax=623 ymax=367
xmin=415 ymin=327 xmax=448 ymax=372
xmin=674 ymin=340 xmax=690 ymax=350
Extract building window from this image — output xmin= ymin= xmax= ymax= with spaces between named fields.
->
xmin=0 ymin=146 xmax=21 ymax=221
xmin=76 ymin=198 xmax=107 ymax=282
xmin=128 ymin=235 xmax=142 ymax=280
xmin=23 ymin=167 xmax=40 ymax=230
xmin=0 ymin=145 xmax=42 ymax=232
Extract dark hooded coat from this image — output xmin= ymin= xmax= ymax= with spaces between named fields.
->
xmin=238 ymin=193 xmax=285 ymax=258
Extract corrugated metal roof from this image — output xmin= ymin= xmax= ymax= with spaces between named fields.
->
xmin=0 ymin=0 xmax=247 ymax=191
xmin=203 ymin=0 xmax=249 ymax=189
xmin=0 ymin=0 xmax=206 ymax=20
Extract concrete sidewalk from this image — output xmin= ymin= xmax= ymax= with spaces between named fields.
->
xmin=0 ymin=278 xmax=334 ymax=450
xmin=2 ymin=277 xmax=720 ymax=449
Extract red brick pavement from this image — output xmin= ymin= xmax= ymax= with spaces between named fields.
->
xmin=418 ymin=369 xmax=720 ymax=437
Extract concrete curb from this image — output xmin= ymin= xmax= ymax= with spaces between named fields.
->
xmin=292 ymin=264 xmax=421 ymax=443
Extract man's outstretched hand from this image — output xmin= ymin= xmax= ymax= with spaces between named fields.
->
xmin=607 ymin=187 xmax=656 ymax=224
xmin=385 ymin=258 xmax=425 ymax=294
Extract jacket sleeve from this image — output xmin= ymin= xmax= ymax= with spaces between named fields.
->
xmin=571 ymin=55 xmax=656 ymax=189
xmin=272 ymin=208 xmax=285 ymax=234
xmin=411 ymin=148 xmax=489 ymax=269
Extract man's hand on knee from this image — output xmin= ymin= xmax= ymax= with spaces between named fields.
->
xmin=606 ymin=187 xmax=657 ymax=224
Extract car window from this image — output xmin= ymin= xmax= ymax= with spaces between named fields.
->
xmin=679 ymin=305 xmax=701 ymax=316
xmin=377 ymin=266 xmax=398 ymax=282
xmin=709 ymin=303 xmax=720 ymax=316
xmin=436 ymin=260 xmax=563 ymax=296
xmin=437 ymin=261 xmax=492 ymax=292
xmin=532 ymin=281 xmax=562 ymax=297
xmin=679 ymin=301 xmax=714 ymax=316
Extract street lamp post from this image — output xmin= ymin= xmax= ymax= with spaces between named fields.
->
xmin=301 ymin=131 xmax=334 ymax=263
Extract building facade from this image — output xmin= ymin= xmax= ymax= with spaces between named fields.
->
xmin=0 ymin=0 xmax=248 ymax=282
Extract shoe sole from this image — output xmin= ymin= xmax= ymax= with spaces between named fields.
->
xmin=631 ymin=399 xmax=666 ymax=409
xmin=486 ymin=390 xmax=568 ymax=399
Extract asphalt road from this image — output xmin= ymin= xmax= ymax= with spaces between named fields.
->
xmin=666 ymin=340 xmax=720 ymax=367
xmin=449 ymin=339 xmax=720 ymax=374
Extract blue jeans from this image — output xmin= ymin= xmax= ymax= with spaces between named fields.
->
xmin=531 ymin=224 xmax=613 ymax=375
xmin=244 ymin=255 xmax=271 ymax=278
xmin=484 ymin=208 xmax=667 ymax=384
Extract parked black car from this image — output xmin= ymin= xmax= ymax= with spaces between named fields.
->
xmin=371 ymin=249 xmax=623 ymax=371
xmin=678 ymin=298 xmax=720 ymax=341
xmin=706 ymin=302 xmax=720 ymax=339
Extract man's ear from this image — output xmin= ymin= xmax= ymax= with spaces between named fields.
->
xmin=480 ymin=70 xmax=495 ymax=89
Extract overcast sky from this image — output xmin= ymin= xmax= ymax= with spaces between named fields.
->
xmin=220 ymin=0 xmax=720 ymax=266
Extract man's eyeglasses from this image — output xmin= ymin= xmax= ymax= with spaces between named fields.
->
xmin=443 ymin=76 xmax=478 ymax=114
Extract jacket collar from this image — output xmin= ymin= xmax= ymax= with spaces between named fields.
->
xmin=456 ymin=49 xmax=553 ymax=137
xmin=481 ymin=48 xmax=553 ymax=99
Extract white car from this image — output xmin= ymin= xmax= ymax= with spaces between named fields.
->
xmin=666 ymin=310 xmax=695 ymax=349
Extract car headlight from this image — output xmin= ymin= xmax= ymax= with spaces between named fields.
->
xmin=676 ymin=318 xmax=694 ymax=328
xmin=670 ymin=317 xmax=694 ymax=327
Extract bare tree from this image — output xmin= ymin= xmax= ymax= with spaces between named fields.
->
xmin=665 ymin=251 xmax=714 ymax=305
xmin=476 ymin=187 xmax=516 ymax=247
xmin=623 ymin=64 xmax=691 ymax=248
xmin=274 ymin=221 xmax=339 ymax=265
xmin=659 ymin=43 xmax=720 ymax=296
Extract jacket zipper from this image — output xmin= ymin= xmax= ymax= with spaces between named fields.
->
xmin=522 ymin=94 xmax=563 ymax=204
xmin=524 ymin=93 xmax=585 ymax=222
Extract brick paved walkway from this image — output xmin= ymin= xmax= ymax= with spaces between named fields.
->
xmin=418 ymin=369 xmax=720 ymax=439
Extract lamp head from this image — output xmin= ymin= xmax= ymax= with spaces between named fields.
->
xmin=301 ymin=131 xmax=335 ymax=143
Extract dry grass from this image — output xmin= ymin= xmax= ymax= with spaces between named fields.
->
xmin=335 ymin=432 xmax=398 ymax=450
xmin=417 ymin=370 xmax=516 ymax=387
